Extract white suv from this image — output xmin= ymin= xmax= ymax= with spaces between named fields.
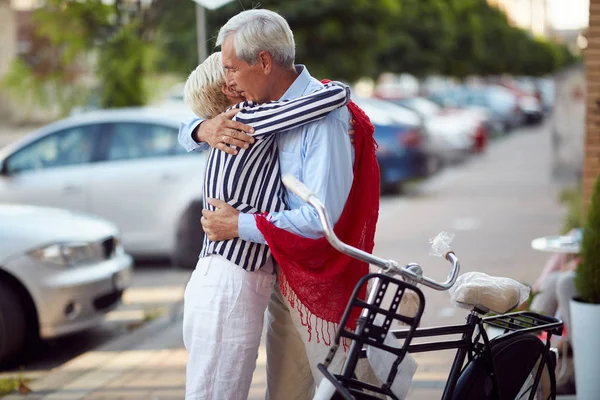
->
xmin=0 ymin=107 xmax=207 ymax=269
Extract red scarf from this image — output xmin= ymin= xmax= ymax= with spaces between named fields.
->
xmin=255 ymin=84 xmax=380 ymax=346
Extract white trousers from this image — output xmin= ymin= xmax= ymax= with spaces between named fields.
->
xmin=183 ymin=255 xmax=275 ymax=400
xmin=183 ymin=254 xmax=379 ymax=400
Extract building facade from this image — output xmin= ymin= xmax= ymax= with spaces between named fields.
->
xmin=583 ymin=0 xmax=600 ymax=207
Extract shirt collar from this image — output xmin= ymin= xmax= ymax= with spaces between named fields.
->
xmin=279 ymin=65 xmax=312 ymax=101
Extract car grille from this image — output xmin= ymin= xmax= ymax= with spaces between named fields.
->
xmin=101 ymin=237 xmax=117 ymax=259
xmin=94 ymin=290 xmax=123 ymax=311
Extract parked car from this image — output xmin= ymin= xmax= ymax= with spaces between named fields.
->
xmin=0 ymin=107 xmax=207 ymax=269
xmin=0 ymin=204 xmax=133 ymax=364
xmin=351 ymin=96 xmax=430 ymax=193
xmin=430 ymin=85 xmax=525 ymax=132
xmin=393 ymin=97 xmax=488 ymax=167
xmin=497 ymin=79 xmax=544 ymax=124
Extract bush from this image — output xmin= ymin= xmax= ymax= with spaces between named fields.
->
xmin=575 ymin=176 xmax=600 ymax=304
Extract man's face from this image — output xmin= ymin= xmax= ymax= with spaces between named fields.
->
xmin=222 ymin=35 xmax=270 ymax=103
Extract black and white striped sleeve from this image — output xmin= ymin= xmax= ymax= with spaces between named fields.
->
xmin=232 ymin=82 xmax=351 ymax=138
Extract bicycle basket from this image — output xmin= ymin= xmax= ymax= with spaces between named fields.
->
xmin=317 ymin=273 xmax=425 ymax=400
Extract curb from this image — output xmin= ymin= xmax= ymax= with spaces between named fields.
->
xmin=2 ymin=300 xmax=184 ymax=400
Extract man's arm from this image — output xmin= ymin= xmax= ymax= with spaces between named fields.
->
xmin=231 ymin=82 xmax=350 ymax=138
xmin=177 ymin=109 xmax=255 ymax=156
xmin=239 ymin=109 xmax=353 ymax=244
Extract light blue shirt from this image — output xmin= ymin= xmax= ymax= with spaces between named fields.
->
xmin=177 ymin=65 xmax=353 ymax=244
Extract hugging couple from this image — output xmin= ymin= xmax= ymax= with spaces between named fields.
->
xmin=178 ymin=8 xmax=381 ymax=400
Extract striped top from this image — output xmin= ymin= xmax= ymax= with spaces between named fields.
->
xmin=200 ymin=82 xmax=350 ymax=271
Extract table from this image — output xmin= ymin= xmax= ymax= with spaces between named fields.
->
xmin=530 ymin=235 xmax=580 ymax=254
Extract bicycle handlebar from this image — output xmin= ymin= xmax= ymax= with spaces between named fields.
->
xmin=282 ymin=174 xmax=460 ymax=291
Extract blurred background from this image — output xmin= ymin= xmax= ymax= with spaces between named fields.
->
xmin=0 ymin=0 xmax=591 ymax=398
xmin=0 ymin=0 xmax=587 ymax=267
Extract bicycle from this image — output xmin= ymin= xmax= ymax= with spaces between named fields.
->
xmin=282 ymin=175 xmax=564 ymax=400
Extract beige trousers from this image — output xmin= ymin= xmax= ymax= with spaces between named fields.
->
xmin=266 ymin=278 xmax=382 ymax=400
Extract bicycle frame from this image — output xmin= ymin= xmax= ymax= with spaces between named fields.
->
xmin=390 ymin=312 xmax=482 ymax=400
xmin=321 ymin=272 xmax=562 ymax=400
xmin=282 ymin=176 xmax=563 ymax=400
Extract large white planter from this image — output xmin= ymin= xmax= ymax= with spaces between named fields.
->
xmin=570 ymin=299 xmax=600 ymax=400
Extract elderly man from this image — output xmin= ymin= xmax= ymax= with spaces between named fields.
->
xmin=179 ymin=9 xmax=380 ymax=400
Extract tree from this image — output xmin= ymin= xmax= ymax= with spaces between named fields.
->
xmin=144 ymin=0 xmax=199 ymax=77
xmin=204 ymin=0 xmax=400 ymax=82
xmin=2 ymin=0 xmax=155 ymax=113
xmin=440 ymin=0 xmax=486 ymax=78
xmin=1 ymin=0 xmax=113 ymax=117
xmin=376 ymin=0 xmax=457 ymax=77
xmin=439 ymin=0 xmax=572 ymax=78
xmin=97 ymin=21 xmax=147 ymax=108
xmin=575 ymin=174 xmax=600 ymax=304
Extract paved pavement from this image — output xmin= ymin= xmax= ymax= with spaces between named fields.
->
xmin=1 ymin=122 xmax=578 ymax=399
xmin=0 ymin=265 xmax=190 ymax=381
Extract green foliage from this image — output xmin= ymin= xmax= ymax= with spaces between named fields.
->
xmin=0 ymin=59 xmax=89 ymax=118
xmin=33 ymin=0 xmax=113 ymax=66
xmin=575 ymin=176 xmax=600 ymax=304
xmin=442 ymin=0 xmax=485 ymax=78
xmin=7 ymin=0 xmax=578 ymax=114
xmin=205 ymin=0 xmax=400 ymax=82
xmin=148 ymin=0 xmax=576 ymax=82
xmin=443 ymin=0 xmax=571 ymax=78
xmin=3 ymin=0 xmax=153 ymax=114
xmin=97 ymin=23 xmax=146 ymax=108
xmin=377 ymin=0 xmax=457 ymax=77
xmin=144 ymin=0 xmax=199 ymax=76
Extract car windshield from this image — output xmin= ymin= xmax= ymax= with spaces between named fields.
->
xmin=399 ymin=98 xmax=441 ymax=117
xmin=352 ymin=97 xmax=420 ymax=126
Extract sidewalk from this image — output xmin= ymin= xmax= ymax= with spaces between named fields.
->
xmin=0 ymin=305 xmax=449 ymax=400
xmin=2 ymin=306 xmax=576 ymax=399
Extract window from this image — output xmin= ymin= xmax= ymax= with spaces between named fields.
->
xmin=6 ymin=125 xmax=97 ymax=174
xmin=106 ymin=123 xmax=181 ymax=161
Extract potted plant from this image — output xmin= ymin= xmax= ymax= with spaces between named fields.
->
xmin=571 ymin=174 xmax=600 ymax=399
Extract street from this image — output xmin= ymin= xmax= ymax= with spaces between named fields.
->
xmin=0 ymin=120 xmax=567 ymax=399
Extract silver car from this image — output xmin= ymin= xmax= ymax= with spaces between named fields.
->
xmin=0 ymin=204 xmax=133 ymax=364
xmin=0 ymin=107 xmax=207 ymax=269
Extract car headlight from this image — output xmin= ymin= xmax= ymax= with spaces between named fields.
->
xmin=29 ymin=242 xmax=106 ymax=267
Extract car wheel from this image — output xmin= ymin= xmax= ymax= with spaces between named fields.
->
xmin=0 ymin=281 xmax=26 ymax=365
xmin=172 ymin=200 xmax=205 ymax=270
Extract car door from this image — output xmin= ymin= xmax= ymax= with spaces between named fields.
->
xmin=0 ymin=125 xmax=101 ymax=212
xmin=88 ymin=121 xmax=202 ymax=255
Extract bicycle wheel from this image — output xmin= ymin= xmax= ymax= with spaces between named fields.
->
xmin=452 ymin=333 xmax=556 ymax=400
xmin=514 ymin=353 xmax=556 ymax=400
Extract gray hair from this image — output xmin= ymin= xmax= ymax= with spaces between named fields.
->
xmin=216 ymin=9 xmax=295 ymax=68
xmin=183 ymin=52 xmax=229 ymax=119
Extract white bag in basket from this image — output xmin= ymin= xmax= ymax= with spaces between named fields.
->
xmin=367 ymin=332 xmax=418 ymax=400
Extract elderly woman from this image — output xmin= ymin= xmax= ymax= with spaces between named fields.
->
xmin=180 ymin=50 xmax=350 ymax=400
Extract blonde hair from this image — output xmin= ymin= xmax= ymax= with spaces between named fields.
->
xmin=183 ymin=52 xmax=230 ymax=119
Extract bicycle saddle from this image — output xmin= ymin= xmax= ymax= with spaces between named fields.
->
xmin=450 ymin=271 xmax=528 ymax=314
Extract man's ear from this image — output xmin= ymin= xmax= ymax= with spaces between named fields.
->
xmin=221 ymin=84 xmax=238 ymax=97
xmin=257 ymin=51 xmax=272 ymax=74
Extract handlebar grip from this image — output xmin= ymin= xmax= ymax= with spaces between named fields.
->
xmin=282 ymin=174 xmax=314 ymax=202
